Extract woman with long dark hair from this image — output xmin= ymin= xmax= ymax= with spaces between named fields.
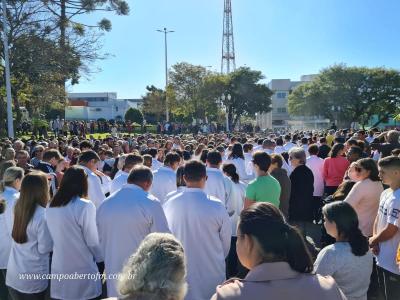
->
xmin=46 ymin=166 xmax=102 ymax=300
xmin=6 ymin=172 xmax=53 ymax=300
xmin=212 ymin=202 xmax=346 ymax=299
xmin=314 ymin=201 xmax=372 ymax=300
xmin=222 ymin=163 xmax=247 ymax=278
xmin=323 ymin=143 xmax=350 ymax=195
xmin=0 ymin=167 xmax=24 ymax=300
xmin=227 ymin=143 xmax=252 ymax=183
xmin=344 ymin=158 xmax=383 ymax=237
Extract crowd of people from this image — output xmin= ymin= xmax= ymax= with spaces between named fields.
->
xmin=0 ymin=127 xmax=399 ymax=300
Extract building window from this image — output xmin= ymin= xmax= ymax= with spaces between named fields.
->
xmin=115 ymin=106 xmax=118 ymax=112
xmin=277 ymin=107 xmax=287 ymax=113
xmin=276 ymin=92 xmax=287 ymax=99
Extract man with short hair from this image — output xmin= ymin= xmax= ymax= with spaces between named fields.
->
xmin=369 ymin=156 xmax=400 ymax=299
xmin=262 ymin=139 xmax=275 ymax=155
xmin=150 ymin=152 xmax=181 ymax=205
xmin=79 ymin=150 xmax=105 ymax=208
xmin=163 ymin=160 xmax=231 ymax=300
xmin=35 ymin=149 xmax=62 ymax=174
xmin=97 ymin=165 xmax=169 ymax=297
xmin=318 ymin=137 xmax=331 ymax=159
xmin=110 ymin=154 xmax=143 ymax=194
xmin=204 ymin=151 xmax=234 ymax=216
xmin=15 ymin=150 xmax=33 ymax=172
xmin=244 ymin=151 xmax=281 ymax=209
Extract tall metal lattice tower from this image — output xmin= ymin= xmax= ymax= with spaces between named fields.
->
xmin=221 ymin=0 xmax=236 ymax=74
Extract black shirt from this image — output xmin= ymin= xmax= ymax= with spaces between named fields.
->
xmin=289 ymin=165 xmax=314 ymax=222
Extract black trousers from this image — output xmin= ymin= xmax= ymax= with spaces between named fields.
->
xmin=376 ymin=266 xmax=400 ymax=300
xmin=7 ymin=287 xmax=46 ymax=300
xmin=324 ymin=186 xmax=338 ymax=196
xmin=225 ymin=237 xmax=249 ymax=279
xmin=0 ymin=269 xmax=11 ymax=300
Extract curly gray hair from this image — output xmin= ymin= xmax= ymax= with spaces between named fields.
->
xmin=118 ymin=233 xmax=187 ymax=300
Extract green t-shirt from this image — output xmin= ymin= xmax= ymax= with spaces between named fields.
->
xmin=245 ymin=175 xmax=281 ymax=207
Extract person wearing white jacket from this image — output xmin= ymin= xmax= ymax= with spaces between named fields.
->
xmin=204 ymin=151 xmax=235 ymax=216
xmin=97 ymin=166 xmax=170 ymax=297
xmin=222 ymin=163 xmax=247 ymax=278
xmin=46 ymin=166 xmax=103 ymax=300
xmin=163 ymin=160 xmax=231 ymax=300
xmin=6 ymin=172 xmax=53 ymax=299
xmin=0 ymin=167 xmax=23 ymax=300
xmin=78 ymin=150 xmax=106 ymax=209
xmin=109 ymin=154 xmax=143 ymax=194
xmin=150 ymin=152 xmax=181 ymax=205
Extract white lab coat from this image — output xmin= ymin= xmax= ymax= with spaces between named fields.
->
xmin=150 ymin=166 xmax=176 ymax=205
xmin=229 ymin=181 xmax=247 ymax=236
xmin=97 ymin=184 xmax=170 ymax=297
xmin=46 ymin=197 xmax=102 ymax=300
xmin=229 ymin=158 xmax=253 ymax=183
xmin=306 ymin=155 xmax=325 ymax=197
xmin=6 ymin=206 xmax=53 ymax=293
xmin=81 ymin=166 xmax=105 ymax=208
xmin=284 ymin=142 xmax=296 ymax=152
xmin=204 ymin=167 xmax=235 ymax=216
xmin=151 ymin=158 xmax=163 ymax=171
xmin=274 ymin=145 xmax=285 ymax=154
xmin=110 ymin=171 xmax=129 ymax=194
xmin=164 ymin=186 xmax=185 ymax=205
xmin=0 ymin=187 xmax=19 ymax=269
xmin=163 ymin=188 xmax=231 ymax=300
xmin=204 ymin=168 xmax=226 ymax=203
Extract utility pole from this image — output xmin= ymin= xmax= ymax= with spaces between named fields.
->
xmin=1 ymin=0 xmax=14 ymax=138
xmin=157 ymin=27 xmax=174 ymax=122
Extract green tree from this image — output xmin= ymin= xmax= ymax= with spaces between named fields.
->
xmin=141 ymin=85 xmax=166 ymax=123
xmin=42 ymin=0 xmax=130 ymax=85
xmin=125 ymin=108 xmax=143 ymax=124
xmin=227 ymin=67 xmax=273 ymax=128
xmin=288 ymin=65 xmax=400 ymax=128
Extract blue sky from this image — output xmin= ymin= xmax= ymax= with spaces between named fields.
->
xmin=70 ymin=0 xmax=400 ymax=99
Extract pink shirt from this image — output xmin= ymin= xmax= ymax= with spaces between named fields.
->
xmin=344 ymin=179 xmax=384 ymax=237
xmin=211 ymin=262 xmax=346 ymax=300
xmin=323 ymin=157 xmax=350 ymax=187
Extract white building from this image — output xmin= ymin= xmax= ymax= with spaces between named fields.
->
xmin=256 ymin=75 xmax=330 ymax=131
xmin=65 ymin=93 xmax=143 ymax=121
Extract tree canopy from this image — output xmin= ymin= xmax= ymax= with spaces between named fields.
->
xmin=288 ymin=64 xmax=400 ymax=127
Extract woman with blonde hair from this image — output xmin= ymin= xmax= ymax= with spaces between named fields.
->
xmin=0 ymin=167 xmax=24 ymax=300
xmin=117 ymin=233 xmax=187 ymax=300
xmin=6 ymin=172 xmax=53 ymax=300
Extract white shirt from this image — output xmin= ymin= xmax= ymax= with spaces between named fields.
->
xmin=284 ymin=142 xmax=296 ymax=152
xmin=375 ymin=188 xmax=400 ymax=275
xmin=306 ymin=155 xmax=325 ymax=197
xmin=46 ymin=197 xmax=102 ymax=300
xmin=163 ymin=188 xmax=231 ymax=300
xmin=150 ymin=166 xmax=177 ymax=205
xmin=110 ymin=171 xmax=129 ymax=194
xmin=0 ymin=187 xmax=19 ymax=269
xmin=151 ymin=158 xmax=163 ymax=171
xmin=164 ymin=186 xmax=186 ymax=205
xmin=97 ymin=184 xmax=170 ymax=297
xmin=6 ymin=206 xmax=53 ymax=293
xmin=274 ymin=145 xmax=285 ymax=154
xmin=229 ymin=158 xmax=253 ymax=183
xmin=204 ymin=167 xmax=229 ymax=211
xmin=244 ymin=152 xmax=253 ymax=175
xmin=81 ymin=166 xmax=105 ymax=209
xmin=229 ymin=181 xmax=246 ymax=236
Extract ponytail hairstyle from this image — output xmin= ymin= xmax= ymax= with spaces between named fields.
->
xmin=176 ymin=166 xmax=186 ymax=188
xmin=323 ymin=201 xmax=369 ymax=256
xmin=12 ymin=172 xmax=49 ymax=244
xmin=0 ymin=166 xmax=24 ymax=192
xmin=222 ymin=163 xmax=239 ymax=183
xmin=238 ymin=202 xmax=313 ymax=273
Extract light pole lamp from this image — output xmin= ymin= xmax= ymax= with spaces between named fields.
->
xmin=157 ymin=27 xmax=174 ymax=122
xmin=221 ymin=93 xmax=231 ymax=132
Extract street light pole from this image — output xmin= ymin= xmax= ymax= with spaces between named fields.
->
xmin=1 ymin=0 xmax=14 ymax=138
xmin=157 ymin=28 xmax=174 ymax=122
